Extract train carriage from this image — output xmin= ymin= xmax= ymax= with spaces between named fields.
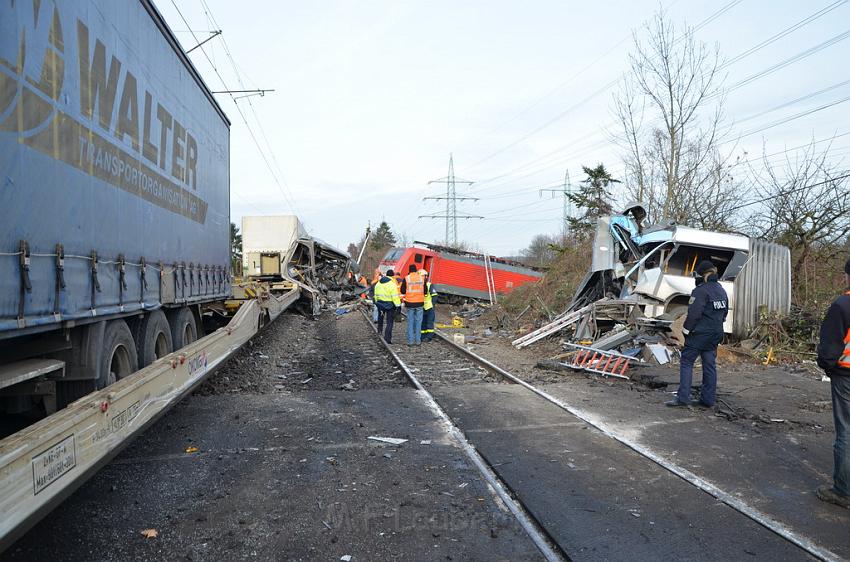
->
xmin=380 ymin=242 xmax=542 ymax=301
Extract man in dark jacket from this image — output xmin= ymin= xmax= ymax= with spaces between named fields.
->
xmin=815 ymin=259 xmax=850 ymax=509
xmin=667 ymin=260 xmax=728 ymax=408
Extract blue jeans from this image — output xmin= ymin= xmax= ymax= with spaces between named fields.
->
xmin=677 ymin=346 xmax=717 ymax=406
xmin=406 ymin=306 xmax=423 ymax=344
xmin=831 ymin=375 xmax=850 ymax=496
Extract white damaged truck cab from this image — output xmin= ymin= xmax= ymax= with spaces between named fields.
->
xmin=574 ymin=205 xmax=791 ymax=338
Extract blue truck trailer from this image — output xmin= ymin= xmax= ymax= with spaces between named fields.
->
xmin=0 ymin=0 xmax=231 ymax=416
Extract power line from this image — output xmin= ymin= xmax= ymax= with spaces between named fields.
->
xmin=734 ymin=78 xmax=850 ymax=125
xmin=720 ymin=0 xmax=847 ymax=69
xmin=197 ymin=0 xmax=302 ymax=217
xmin=460 ymin=0 xmax=747 ymax=173
xmin=465 ymin=3 xmax=850 ymax=192
xmin=419 ymin=155 xmax=480 ymax=247
xmin=727 ymin=27 xmax=850 ymax=93
xmin=168 ymin=1 xmax=301 ymax=218
xmin=465 ymin=78 xmax=620 ymax=170
xmin=729 ymin=171 xmax=850 ymax=213
xmin=470 ymin=72 xmax=850 ymax=200
xmin=739 ymin=94 xmax=850 ymax=138
xmin=539 ymin=170 xmax=573 ymax=238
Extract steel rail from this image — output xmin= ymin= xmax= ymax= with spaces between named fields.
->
xmin=360 ymin=310 xmax=565 ymax=562
xmin=434 ymin=330 xmax=842 ymax=562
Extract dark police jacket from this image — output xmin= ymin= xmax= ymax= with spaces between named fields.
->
xmin=682 ymin=274 xmax=729 ymax=350
xmin=817 ymin=291 xmax=850 ymax=378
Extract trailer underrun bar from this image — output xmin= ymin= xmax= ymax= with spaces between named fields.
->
xmin=0 ymin=287 xmax=300 ymax=552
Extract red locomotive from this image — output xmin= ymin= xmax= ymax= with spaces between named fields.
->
xmin=379 ymin=242 xmax=543 ymax=301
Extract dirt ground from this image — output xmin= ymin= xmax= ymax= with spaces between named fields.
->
xmin=437 ymin=304 xmax=835 ymax=434
xmin=198 ymin=312 xmax=408 ymax=395
xmin=6 ymin=305 xmax=848 ymax=560
xmin=437 ymin=303 xmax=850 ymax=558
xmin=5 ymin=311 xmax=542 ymax=562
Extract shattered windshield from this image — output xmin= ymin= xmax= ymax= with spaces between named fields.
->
xmin=382 ymin=248 xmax=405 ymax=262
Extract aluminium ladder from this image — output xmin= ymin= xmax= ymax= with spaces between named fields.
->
xmin=561 ymin=343 xmax=637 ymax=379
xmin=483 ymin=254 xmax=497 ymax=304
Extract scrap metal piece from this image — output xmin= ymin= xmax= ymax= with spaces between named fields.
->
xmin=512 ymin=302 xmax=598 ymax=348
xmin=561 ymin=343 xmax=641 ymax=379
xmin=589 ymin=327 xmax=633 ymax=351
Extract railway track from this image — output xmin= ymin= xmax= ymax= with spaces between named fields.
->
xmin=6 ymin=308 xmax=841 ymax=560
xmin=364 ymin=311 xmax=840 ymax=562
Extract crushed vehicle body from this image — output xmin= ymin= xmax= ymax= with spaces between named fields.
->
xmin=515 ymin=205 xmax=791 ymax=362
xmin=241 ymin=215 xmax=361 ymax=314
xmin=571 ymin=204 xmax=790 ymax=338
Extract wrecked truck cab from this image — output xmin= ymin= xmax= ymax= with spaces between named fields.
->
xmin=578 ymin=210 xmax=790 ymax=339
xmin=624 ymin=227 xmax=750 ymax=334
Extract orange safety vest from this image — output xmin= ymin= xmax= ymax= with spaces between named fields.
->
xmin=840 ymin=291 xmax=850 ymax=369
xmin=403 ymin=272 xmax=425 ymax=303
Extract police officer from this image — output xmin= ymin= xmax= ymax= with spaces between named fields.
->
xmin=666 ymin=260 xmax=728 ymax=408
xmin=420 ymin=270 xmax=438 ymax=342
xmin=815 ymin=258 xmax=850 ymax=509
xmin=373 ymin=269 xmax=401 ymax=344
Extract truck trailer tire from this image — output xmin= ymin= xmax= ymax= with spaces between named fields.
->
xmin=98 ymin=320 xmax=139 ymax=388
xmin=135 ymin=310 xmax=173 ymax=367
xmin=169 ymin=307 xmax=198 ymax=350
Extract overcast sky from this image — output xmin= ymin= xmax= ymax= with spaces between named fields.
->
xmin=157 ymin=0 xmax=850 ymax=256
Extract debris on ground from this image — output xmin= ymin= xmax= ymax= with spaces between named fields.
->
xmin=367 ymin=436 xmax=408 ymax=445
xmin=507 ymin=204 xmax=794 ymax=373
xmin=241 ymin=216 xmax=369 ymax=315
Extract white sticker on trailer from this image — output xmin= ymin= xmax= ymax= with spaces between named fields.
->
xmin=32 ymin=435 xmax=76 ymax=495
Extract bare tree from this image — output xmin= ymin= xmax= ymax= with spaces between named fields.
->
xmin=614 ymin=10 xmax=738 ymax=229
xmin=748 ymin=138 xmax=850 ymax=298
xmin=522 ymin=234 xmax=558 ymax=267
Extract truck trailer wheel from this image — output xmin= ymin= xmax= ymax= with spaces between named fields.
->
xmin=136 ymin=310 xmax=173 ymax=367
xmin=98 ymin=320 xmax=139 ymax=388
xmin=169 ymin=307 xmax=198 ymax=350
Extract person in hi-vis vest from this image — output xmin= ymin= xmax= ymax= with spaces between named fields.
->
xmin=420 ymin=270 xmax=438 ymax=342
xmin=373 ymin=269 xmax=401 ymax=344
xmin=400 ymin=265 xmax=424 ymax=346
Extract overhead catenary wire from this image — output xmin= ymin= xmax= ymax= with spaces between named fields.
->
xmin=408 ymin=5 xmax=847 ymax=243
xmin=460 ymin=0 xmax=745 ymax=173
xmin=168 ymin=0 xmax=302 ymax=220
xmin=464 ymin=2 xmax=850 ymax=195
xmin=727 ymin=27 xmax=850 ymax=93
xmin=727 ymin=171 xmax=850 ymax=214
xmin=425 ymin=5 xmax=850 ymax=248
xmin=466 ymin=72 xmax=850 ymax=204
xmin=719 ymin=0 xmax=847 ymax=69
xmin=196 ymin=0 xmax=302 ymax=219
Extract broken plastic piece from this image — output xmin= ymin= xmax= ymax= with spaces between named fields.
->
xmin=368 ymin=436 xmax=408 ymax=445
